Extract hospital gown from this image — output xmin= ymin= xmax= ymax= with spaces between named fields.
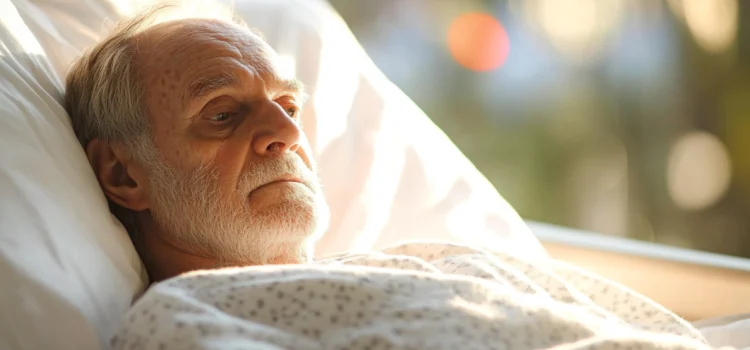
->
xmin=112 ymin=242 xmax=722 ymax=350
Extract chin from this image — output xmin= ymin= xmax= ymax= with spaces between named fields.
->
xmin=254 ymin=190 xmax=329 ymax=243
xmin=202 ymin=188 xmax=330 ymax=265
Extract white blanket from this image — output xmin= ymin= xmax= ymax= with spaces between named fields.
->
xmin=112 ymin=242 xmax=723 ymax=349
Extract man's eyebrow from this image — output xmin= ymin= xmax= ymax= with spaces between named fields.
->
xmin=184 ymin=72 xmax=242 ymax=103
xmin=272 ymin=77 xmax=307 ymax=102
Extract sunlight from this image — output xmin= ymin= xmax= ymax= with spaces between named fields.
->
xmin=0 ymin=1 xmax=44 ymax=56
xmin=449 ymin=296 xmax=501 ymax=319
xmin=667 ymin=131 xmax=732 ymax=211
xmin=106 ymin=0 xmax=139 ymax=16
xmin=348 ymin=107 xmax=405 ymax=252
xmin=108 ymin=0 xmax=237 ymax=26
xmin=107 ymin=0 xmax=165 ymax=17
xmin=308 ymin=5 xmax=363 ymax=154
xmin=276 ymin=54 xmax=297 ymax=80
xmin=150 ymin=0 xmax=236 ymax=24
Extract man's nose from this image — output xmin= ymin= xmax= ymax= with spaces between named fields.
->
xmin=251 ymin=102 xmax=302 ymax=155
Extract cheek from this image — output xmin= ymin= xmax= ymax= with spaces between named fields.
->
xmin=151 ymin=134 xmax=212 ymax=178
xmin=212 ymin=135 xmax=253 ymax=187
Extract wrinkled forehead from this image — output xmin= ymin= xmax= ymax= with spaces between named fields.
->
xmin=137 ymin=18 xmax=272 ymax=59
xmin=133 ymin=19 xmax=278 ymax=109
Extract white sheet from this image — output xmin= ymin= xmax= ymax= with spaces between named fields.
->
xmin=113 ymin=242 xmax=718 ymax=349
xmin=695 ymin=315 xmax=750 ymax=350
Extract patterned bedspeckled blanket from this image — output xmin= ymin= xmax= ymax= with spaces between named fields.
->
xmin=112 ymin=242 xmax=726 ymax=350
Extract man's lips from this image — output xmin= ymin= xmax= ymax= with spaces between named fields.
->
xmin=267 ymin=178 xmax=304 ymax=186
xmin=248 ymin=175 xmax=307 ymax=194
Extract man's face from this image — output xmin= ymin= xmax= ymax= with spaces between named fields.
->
xmin=133 ymin=19 xmax=328 ymax=264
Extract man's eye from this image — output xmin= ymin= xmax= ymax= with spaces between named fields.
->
xmin=209 ymin=112 xmax=233 ymax=122
xmin=286 ymin=107 xmax=298 ymax=118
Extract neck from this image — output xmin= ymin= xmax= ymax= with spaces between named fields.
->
xmin=132 ymin=213 xmax=231 ymax=283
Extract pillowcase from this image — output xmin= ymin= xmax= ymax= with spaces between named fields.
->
xmin=1 ymin=0 xmax=546 ymax=349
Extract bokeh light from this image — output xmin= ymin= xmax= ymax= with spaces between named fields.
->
xmin=520 ymin=0 xmax=625 ymax=63
xmin=683 ymin=0 xmax=738 ymax=54
xmin=667 ymin=131 xmax=732 ymax=211
xmin=447 ymin=12 xmax=510 ymax=72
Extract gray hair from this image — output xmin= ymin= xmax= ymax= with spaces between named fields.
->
xmin=64 ymin=1 xmax=244 ymax=235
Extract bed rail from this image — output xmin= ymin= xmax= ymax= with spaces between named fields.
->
xmin=528 ymin=221 xmax=750 ymax=321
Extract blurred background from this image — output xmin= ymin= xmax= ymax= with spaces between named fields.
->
xmin=327 ymin=0 xmax=750 ymax=257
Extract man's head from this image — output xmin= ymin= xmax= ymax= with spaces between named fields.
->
xmin=65 ymin=3 xmax=329 ymax=278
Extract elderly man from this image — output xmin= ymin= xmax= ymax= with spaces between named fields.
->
xmin=65 ymin=6 xmax=329 ymax=282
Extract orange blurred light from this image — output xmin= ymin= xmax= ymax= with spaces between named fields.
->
xmin=447 ymin=12 xmax=510 ymax=72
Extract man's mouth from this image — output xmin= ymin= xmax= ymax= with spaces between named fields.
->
xmin=267 ymin=177 xmax=304 ymax=186
xmin=249 ymin=174 xmax=308 ymax=194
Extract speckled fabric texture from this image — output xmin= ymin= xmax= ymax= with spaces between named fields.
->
xmin=112 ymin=242 xmax=723 ymax=350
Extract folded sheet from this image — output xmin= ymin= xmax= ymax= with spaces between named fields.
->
xmin=113 ymin=242 xmax=719 ymax=349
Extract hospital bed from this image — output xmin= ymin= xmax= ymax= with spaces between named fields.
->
xmin=530 ymin=221 xmax=750 ymax=322
xmin=1 ymin=0 xmax=749 ymax=349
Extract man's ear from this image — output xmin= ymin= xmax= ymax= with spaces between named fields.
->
xmin=85 ymin=139 xmax=150 ymax=211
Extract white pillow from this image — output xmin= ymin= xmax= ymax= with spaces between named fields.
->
xmin=0 ymin=1 xmax=145 ymax=350
xmin=1 ymin=0 xmax=546 ymax=349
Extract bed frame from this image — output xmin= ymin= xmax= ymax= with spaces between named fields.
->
xmin=528 ymin=221 xmax=750 ymax=321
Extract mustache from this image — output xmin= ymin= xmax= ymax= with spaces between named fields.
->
xmin=236 ymin=154 xmax=317 ymax=194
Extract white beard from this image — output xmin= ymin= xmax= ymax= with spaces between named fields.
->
xmin=145 ymin=152 xmax=329 ymax=265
